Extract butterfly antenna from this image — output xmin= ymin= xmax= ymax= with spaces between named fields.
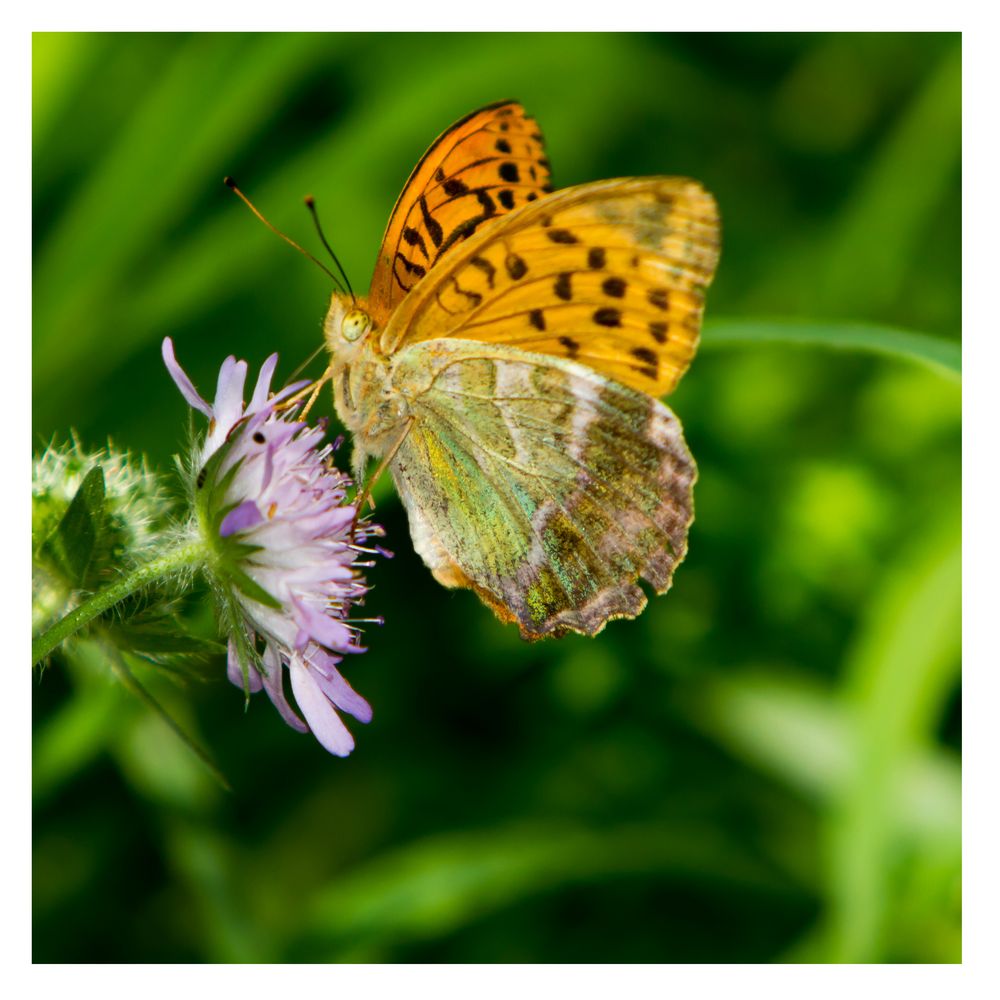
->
xmin=304 ymin=195 xmax=356 ymax=304
xmin=223 ymin=177 xmax=346 ymax=293
xmin=286 ymin=341 xmax=327 ymax=384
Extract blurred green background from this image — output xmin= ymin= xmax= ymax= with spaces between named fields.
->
xmin=32 ymin=32 xmax=961 ymax=963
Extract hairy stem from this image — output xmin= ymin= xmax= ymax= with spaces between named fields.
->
xmin=32 ymin=540 xmax=206 ymax=666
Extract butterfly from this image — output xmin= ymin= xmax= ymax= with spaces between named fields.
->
xmin=321 ymin=100 xmax=720 ymax=640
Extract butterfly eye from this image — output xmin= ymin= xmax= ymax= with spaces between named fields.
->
xmin=342 ymin=310 xmax=372 ymax=342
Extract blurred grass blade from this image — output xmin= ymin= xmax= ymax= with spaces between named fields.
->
xmin=703 ymin=317 xmax=961 ymax=379
xmin=32 ymin=33 xmax=104 ymax=151
xmin=826 ymin=519 xmax=961 ymax=962
xmin=819 ymin=43 xmax=961 ymax=312
xmin=162 ymin=821 xmax=269 ymax=962
xmin=33 ymin=673 xmax=121 ymax=802
xmin=682 ymin=671 xmax=960 ymax=847
xmin=304 ymin=822 xmax=786 ymax=959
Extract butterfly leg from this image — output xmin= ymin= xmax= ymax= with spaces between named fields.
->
xmin=298 ymin=364 xmax=337 ymax=421
xmin=272 ymin=366 xmax=333 ymax=415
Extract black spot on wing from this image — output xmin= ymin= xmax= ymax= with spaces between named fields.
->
xmin=434 ymin=190 xmax=498 ymax=261
xmin=631 ymin=346 xmax=659 ymax=379
xmin=648 ymin=288 xmax=670 ymax=311
xmin=451 ymin=277 xmax=482 ymax=306
xmin=419 ymin=196 xmax=443 ymax=248
xmin=506 ymin=253 xmax=528 ymax=280
xmin=470 ymin=255 xmax=496 ymax=288
xmin=558 ymin=336 xmax=580 ymax=359
xmin=393 ymin=252 xmax=427 ymax=293
xmin=593 ymin=307 xmax=621 ymax=327
xmin=395 ymin=254 xmax=426 ymax=280
xmin=403 ymin=226 xmax=429 ymax=260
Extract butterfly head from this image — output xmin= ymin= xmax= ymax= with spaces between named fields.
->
xmin=342 ymin=309 xmax=372 ymax=343
xmin=324 ymin=292 xmax=376 ymax=364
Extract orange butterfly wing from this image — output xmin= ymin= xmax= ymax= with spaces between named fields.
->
xmin=367 ymin=101 xmax=553 ymax=328
xmin=379 ymin=177 xmax=720 ymax=397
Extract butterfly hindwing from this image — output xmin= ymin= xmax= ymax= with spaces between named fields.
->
xmin=387 ymin=338 xmax=696 ymax=639
xmin=379 ymin=177 xmax=719 ymax=396
xmin=368 ymin=101 xmax=552 ymax=327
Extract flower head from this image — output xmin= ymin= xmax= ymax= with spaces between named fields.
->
xmin=162 ymin=337 xmax=382 ymax=756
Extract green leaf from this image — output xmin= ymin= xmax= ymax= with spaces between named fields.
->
xmin=111 ymin=620 xmax=225 ymax=658
xmin=40 ymin=465 xmax=107 ymax=586
xmin=702 ymin=317 xmax=961 ymax=380
xmin=302 ymin=822 xmax=788 ymax=960
xmin=106 ymin=644 xmax=231 ymax=792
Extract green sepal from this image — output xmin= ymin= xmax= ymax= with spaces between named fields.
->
xmin=215 ymin=588 xmax=261 ymax=705
xmin=40 ymin=466 xmax=107 ymax=587
xmin=192 ymin=435 xmax=244 ymax=527
xmin=206 ymin=456 xmax=245 ymax=526
xmin=221 ymin=563 xmax=283 ymax=610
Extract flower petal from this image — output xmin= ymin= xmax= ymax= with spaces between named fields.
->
xmin=292 ymin=596 xmax=355 ymax=652
xmin=308 ymin=652 xmax=373 ymax=724
xmin=290 ymin=662 xmax=356 ymax=756
xmin=249 ymin=353 xmax=279 ymax=412
xmin=227 ymin=639 xmax=263 ymax=692
xmin=260 ymin=442 xmax=275 ymax=492
xmin=270 ymin=378 xmax=312 ymax=407
xmin=162 ymin=338 xmax=213 ymax=417
xmin=220 ymin=499 xmax=264 ymax=537
xmin=259 ymin=645 xmax=308 ymax=733
xmin=213 ymin=356 xmax=249 ymax=433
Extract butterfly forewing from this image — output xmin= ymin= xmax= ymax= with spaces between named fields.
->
xmin=380 ymin=177 xmax=720 ymax=396
xmin=368 ymin=101 xmax=552 ymax=327
xmin=388 ymin=339 xmax=696 ymax=639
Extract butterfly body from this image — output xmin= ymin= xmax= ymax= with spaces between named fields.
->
xmin=321 ymin=102 xmax=720 ymax=640
xmin=323 ymin=293 xmax=406 ymax=481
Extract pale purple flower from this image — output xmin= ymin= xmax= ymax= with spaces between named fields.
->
xmin=162 ymin=337 xmax=383 ymax=756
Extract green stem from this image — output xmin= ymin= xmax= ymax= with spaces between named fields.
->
xmin=31 ymin=539 xmax=207 ymax=666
